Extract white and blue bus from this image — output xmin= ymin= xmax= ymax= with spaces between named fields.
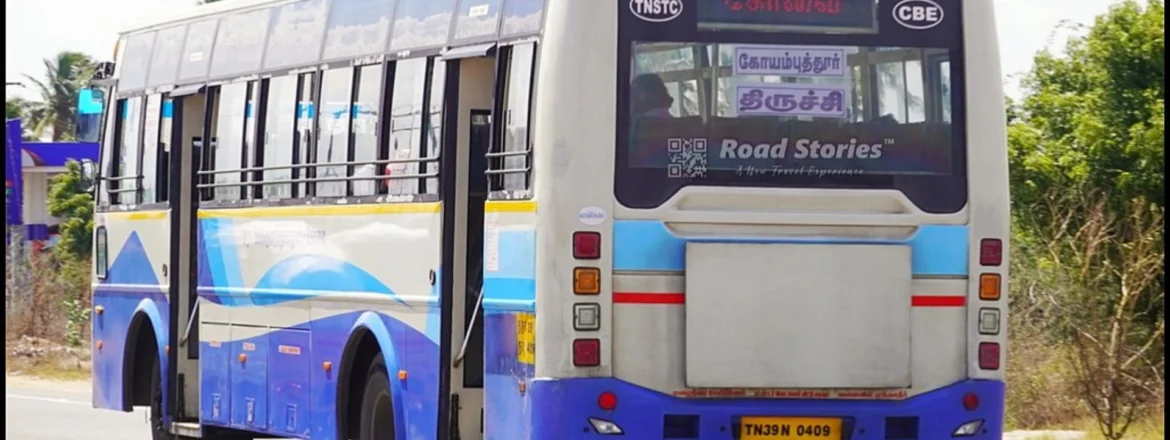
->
xmin=89 ymin=0 xmax=1009 ymax=439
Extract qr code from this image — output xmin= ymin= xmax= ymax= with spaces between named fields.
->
xmin=666 ymin=138 xmax=708 ymax=178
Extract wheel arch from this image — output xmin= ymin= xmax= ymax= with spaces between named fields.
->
xmin=121 ymin=299 xmax=168 ymax=411
xmin=336 ymin=311 xmax=406 ymax=440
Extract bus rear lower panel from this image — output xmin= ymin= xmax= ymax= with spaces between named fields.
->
xmin=528 ymin=378 xmax=1004 ymax=440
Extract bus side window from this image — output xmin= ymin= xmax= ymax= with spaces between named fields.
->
xmin=112 ymin=97 xmax=145 ymax=205
xmin=97 ymin=94 xmax=118 ymax=207
xmin=315 ymin=67 xmax=355 ymax=198
xmin=386 ymin=58 xmax=428 ymax=196
xmin=352 ymin=64 xmax=384 ymax=197
xmin=141 ymin=95 xmax=163 ymax=204
xmin=491 ymin=42 xmax=537 ymax=194
xmin=209 ymin=83 xmax=251 ymax=201
xmin=260 ymin=75 xmax=299 ymax=200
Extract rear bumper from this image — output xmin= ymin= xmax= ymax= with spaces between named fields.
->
xmin=529 ymin=378 xmax=1004 ymax=440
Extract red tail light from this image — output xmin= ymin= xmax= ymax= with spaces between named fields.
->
xmin=573 ymin=232 xmax=601 ymax=260
xmin=978 ymin=342 xmax=1000 ymax=370
xmin=572 ymin=338 xmax=601 ymax=367
xmin=980 ymin=239 xmax=1002 ymax=266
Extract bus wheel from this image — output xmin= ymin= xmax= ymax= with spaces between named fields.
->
xmin=358 ymin=357 xmax=395 ymax=440
xmin=149 ymin=354 xmax=175 ymax=440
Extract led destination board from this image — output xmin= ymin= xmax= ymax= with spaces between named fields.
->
xmin=698 ymin=0 xmax=878 ymax=32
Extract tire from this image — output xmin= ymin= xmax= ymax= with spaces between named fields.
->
xmin=358 ymin=357 xmax=395 ymax=440
xmin=149 ymin=354 xmax=176 ymax=440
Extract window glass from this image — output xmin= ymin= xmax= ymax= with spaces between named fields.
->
xmin=98 ymin=98 xmax=118 ymax=205
xmin=387 ymin=58 xmax=427 ymax=194
xmin=95 ymin=228 xmax=108 ymax=278
xmin=452 ymin=0 xmax=502 ymax=41
xmin=147 ymin=26 xmax=187 ymax=88
xmin=265 ymin=0 xmax=329 ymax=70
xmin=158 ymin=99 xmax=174 ymax=202
xmin=178 ymin=20 xmax=218 ymax=82
xmin=938 ymin=60 xmax=952 ymax=123
xmin=263 ymin=76 xmax=299 ymax=199
xmin=352 ymin=64 xmax=383 ymax=196
xmin=389 ymin=0 xmax=456 ymax=51
xmin=116 ymin=98 xmax=144 ymax=204
xmin=500 ymin=0 xmax=543 ymax=35
xmin=244 ymin=83 xmax=261 ymax=199
xmin=424 ymin=61 xmax=446 ymax=194
xmin=316 ymin=68 xmax=354 ymax=197
xmin=209 ymin=9 xmax=272 ymax=78
xmin=322 ymin=0 xmax=394 ymax=61
xmin=619 ymin=42 xmax=961 ymax=210
xmin=296 ymin=74 xmax=317 ymax=196
xmin=119 ymin=33 xmax=156 ymax=91
xmin=213 ymin=83 xmax=249 ymax=200
xmin=141 ymin=96 xmax=162 ymax=203
xmin=501 ymin=43 xmax=535 ymax=191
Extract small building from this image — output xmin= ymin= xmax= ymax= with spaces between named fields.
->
xmin=5 ymin=118 xmax=99 ymax=246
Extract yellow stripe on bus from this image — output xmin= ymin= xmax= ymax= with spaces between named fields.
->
xmin=197 ymin=203 xmax=442 ymax=218
xmin=112 ymin=200 xmax=534 ymax=220
xmin=102 ymin=210 xmax=168 ymax=221
xmin=485 ymin=200 xmax=537 ymax=213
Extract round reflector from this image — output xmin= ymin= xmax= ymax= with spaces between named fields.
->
xmin=598 ymin=391 xmax=618 ymax=411
xmin=963 ymin=392 xmax=979 ymax=411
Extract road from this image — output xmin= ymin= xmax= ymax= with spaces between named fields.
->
xmin=5 ymin=376 xmax=147 ymax=440
xmin=6 ymin=375 xmax=1086 ymax=440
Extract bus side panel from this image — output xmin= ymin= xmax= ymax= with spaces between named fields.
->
xmin=482 ymin=203 xmax=538 ymax=440
xmin=229 ymin=325 xmax=269 ymax=430
xmin=269 ymin=328 xmax=312 ymax=437
xmin=196 ymin=206 xmax=444 ymax=440
xmin=199 ymin=322 xmax=232 ymax=426
xmin=91 ymin=213 xmax=171 ymax=412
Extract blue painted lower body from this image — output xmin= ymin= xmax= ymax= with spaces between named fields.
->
xmin=197 ymin=308 xmax=441 ymax=440
xmin=91 ymin=289 xmax=169 ymax=414
xmin=529 ymin=378 xmax=1004 ymax=440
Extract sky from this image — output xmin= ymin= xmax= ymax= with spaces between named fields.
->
xmin=5 ymin=0 xmax=1122 ymax=101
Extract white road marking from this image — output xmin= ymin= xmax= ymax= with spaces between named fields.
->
xmin=5 ymin=394 xmax=91 ymax=406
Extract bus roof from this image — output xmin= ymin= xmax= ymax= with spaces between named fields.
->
xmin=120 ymin=0 xmax=288 ymax=35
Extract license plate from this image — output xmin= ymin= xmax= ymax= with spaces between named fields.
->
xmin=739 ymin=417 xmax=843 ymax=440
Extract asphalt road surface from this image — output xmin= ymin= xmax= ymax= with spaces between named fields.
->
xmin=6 ymin=376 xmax=147 ymax=440
xmin=6 ymin=375 xmax=1085 ymax=440
xmin=5 ymin=376 xmax=295 ymax=440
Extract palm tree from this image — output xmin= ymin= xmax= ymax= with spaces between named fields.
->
xmin=21 ymin=51 xmax=95 ymax=141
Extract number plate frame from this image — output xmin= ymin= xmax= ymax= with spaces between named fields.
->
xmin=738 ymin=416 xmax=844 ymax=440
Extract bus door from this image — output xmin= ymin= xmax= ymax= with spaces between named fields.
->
xmin=165 ymin=84 xmax=210 ymax=425
xmin=437 ymin=43 xmax=499 ymax=440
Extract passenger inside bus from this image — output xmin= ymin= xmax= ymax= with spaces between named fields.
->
xmin=630 ymin=73 xmax=675 ymax=118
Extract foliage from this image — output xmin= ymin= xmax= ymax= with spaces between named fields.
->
xmin=6 ymin=97 xmax=24 ymax=119
xmin=1007 ymin=1 xmax=1165 ymax=437
xmin=20 ymin=51 xmax=96 ymax=141
xmin=1009 ymin=0 xmax=1164 ymax=214
xmin=47 ymin=160 xmax=95 ymax=260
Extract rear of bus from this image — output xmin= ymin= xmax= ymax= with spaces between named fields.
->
xmin=530 ymin=1 xmax=1008 ymax=439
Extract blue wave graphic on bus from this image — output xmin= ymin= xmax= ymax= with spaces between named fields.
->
xmin=197 ymin=218 xmax=409 ymax=308
xmin=247 ymin=254 xmax=408 ymax=307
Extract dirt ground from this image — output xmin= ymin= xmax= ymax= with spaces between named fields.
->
xmin=5 ymin=335 xmax=91 ymax=381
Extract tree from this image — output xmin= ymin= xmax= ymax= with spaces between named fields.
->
xmin=6 ymin=97 xmax=25 ymax=119
xmin=1010 ymin=0 xmax=1164 ymax=215
xmin=1008 ymin=1 xmax=1165 ymax=437
xmin=20 ymin=51 xmax=95 ymax=141
xmin=47 ymin=160 xmax=94 ymax=260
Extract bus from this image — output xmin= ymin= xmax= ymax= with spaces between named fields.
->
xmin=89 ymin=0 xmax=1010 ymax=439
